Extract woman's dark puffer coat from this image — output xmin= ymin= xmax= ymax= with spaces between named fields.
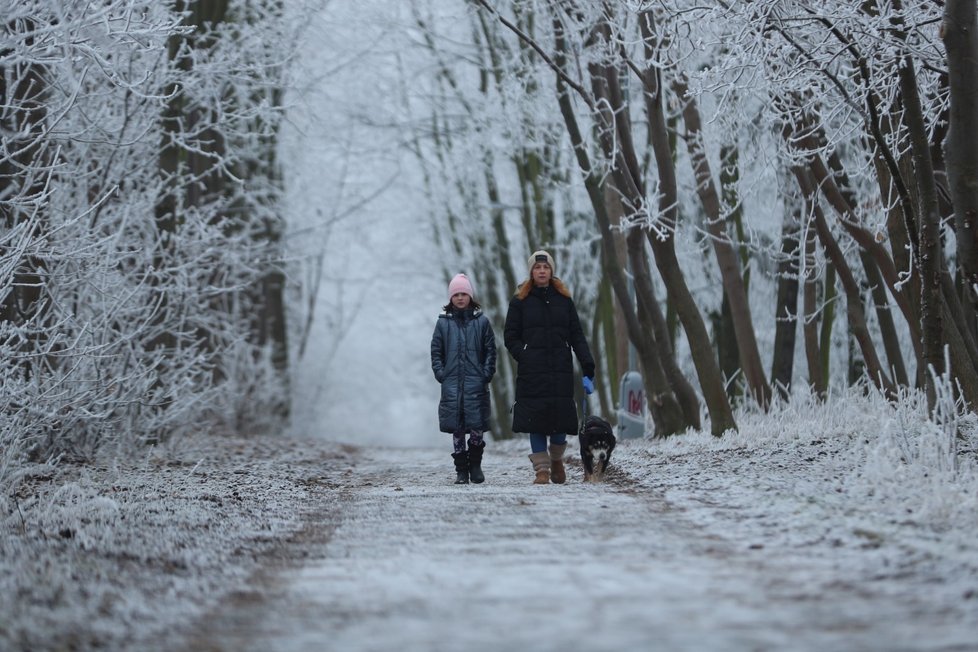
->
xmin=430 ymin=307 xmax=497 ymax=433
xmin=504 ymin=284 xmax=595 ymax=435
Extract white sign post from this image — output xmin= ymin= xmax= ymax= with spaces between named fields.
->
xmin=617 ymin=371 xmax=646 ymax=439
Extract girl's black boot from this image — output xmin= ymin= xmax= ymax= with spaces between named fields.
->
xmin=468 ymin=442 xmax=486 ymax=484
xmin=451 ymin=452 xmax=470 ymax=484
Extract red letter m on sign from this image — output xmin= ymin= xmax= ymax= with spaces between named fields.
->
xmin=627 ymin=389 xmax=645 ymax=416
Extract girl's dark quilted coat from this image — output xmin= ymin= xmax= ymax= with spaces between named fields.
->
xmin=430 ymin=307 xmax=497 ymax=433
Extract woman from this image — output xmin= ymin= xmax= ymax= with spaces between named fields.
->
xmin=504 ymin=250 xmax=595 ymax=484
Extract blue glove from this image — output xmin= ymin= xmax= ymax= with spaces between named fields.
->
xmin=582 ymin=376 xmax=595 ymax=395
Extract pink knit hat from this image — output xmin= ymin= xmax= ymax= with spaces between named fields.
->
xmin=447 ymin=273 xmax=475 ymax=301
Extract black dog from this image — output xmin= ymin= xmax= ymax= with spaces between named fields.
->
xmin=579 ymin=415 xmax=616 ymax=482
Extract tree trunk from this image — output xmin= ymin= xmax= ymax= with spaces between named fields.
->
xmin=819 ymin=263 xmax=837 ymax=388
xmin=875 ymin=138 xmax=922 ymax=331
xmin=606 ymin=189 xmax=700 ymax=429
xmin=771 ymin=204 xmax=801 ymax=400
xmin=483 ymin=167 xmax=517 ymax=439
xmin=636 ymin=10 xmax=735 ymax=434
xmin=942 ymin=0 xmax=978 ymax=318
xmin=591 ymin=46 xmax=701 ymax=431
xmin=589 ymin=63 xmax=688 ymax=434
xmin=719 ymin=142 xmax=749 ymax=400
xmin=605 ymin=184 xmax=631 ymax=392
xmin=672 ymin=78 xmax=771 ymax=409
xmin=802 ymin=200 xmax=826 ymax=399
xmin=714 ymin=294 xmax=742 ymax=398
xmin=625 ymin=227 xmax=692 ymax=434
xmin=594 ymin=278 xmax=617 ymax=417
xmin=151 ymin=2 xmax=194 ymax=378
xmin=886 ymin=0 xmax=944 ymax=405
xmin=0 ymin=20 xmax=50 ymax=381
xmin=821 ymin=151 xmax=910 ymax=387
xmin=810 ymin=149 xmax=922 ymax=363
xmin=899 ymin=57 xmax=944 ymax=402
xmin=794 ymin=168 xmax=896 ymax=397
xmin=647 ymin=293 xmax=702 ymax=430
xmin=860 ymin=250 xmax=910 ymax=387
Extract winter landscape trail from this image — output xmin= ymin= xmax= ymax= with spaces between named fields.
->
xmin=177 ymin=441 xmax=977 ymax=652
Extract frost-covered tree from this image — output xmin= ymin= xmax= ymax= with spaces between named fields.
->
xmin=0 ymin=0 xmax=307 ymax=484
xmin=404 ymin=0 xmax=978 ymax=436
xmin=687 ymin=0 xmax=978 ymax=407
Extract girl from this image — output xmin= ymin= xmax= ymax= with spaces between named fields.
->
xmin=504 ymin=250 xmax=595 ymax=484
xmin=430 ymin=273 xmax=497 ymax=484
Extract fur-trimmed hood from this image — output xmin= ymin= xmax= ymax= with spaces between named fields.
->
xmin=514 ymin=277 xmax=571 ymax=300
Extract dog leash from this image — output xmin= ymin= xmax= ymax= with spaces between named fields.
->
xmin=580 ymin=393 xmax=593 ymax=420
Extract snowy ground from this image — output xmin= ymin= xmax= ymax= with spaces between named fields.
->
xmin=0 ymin=435 xmax=353 ymax=651
xmin=3 ymin=391 xmax=978 ymax=652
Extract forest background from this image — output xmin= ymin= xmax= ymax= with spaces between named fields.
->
xmin=3 ymin=0 xmax=978 ymax=484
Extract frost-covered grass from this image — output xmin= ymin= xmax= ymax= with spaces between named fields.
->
xmin=638 ymin=382 xmax=978 ymax=528
xmin=0 ymin=434 xmax=347 ymax=652
xmin=613 ymin=382 xmax=978 ymax=602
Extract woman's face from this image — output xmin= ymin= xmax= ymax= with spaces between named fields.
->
xmin=451 ymin=292 xmax=472 ymax=310
xmin=531 ymin=262 xmax=552 ymax=287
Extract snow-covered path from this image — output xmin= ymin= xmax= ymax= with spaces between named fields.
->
xmin=182 ymin=442 xmax=976 ymax=652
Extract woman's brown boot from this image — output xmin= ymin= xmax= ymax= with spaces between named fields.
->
xmin=549 ymin=444 xmax=567 ymax=484
xmin=528 ymin=452 xmax=550 ymax=484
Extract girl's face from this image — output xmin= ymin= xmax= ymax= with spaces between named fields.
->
xmin=451 ymin=292 xmax=472 ymax=310
xmin=531 ymin=262 xmax=552 ymax=287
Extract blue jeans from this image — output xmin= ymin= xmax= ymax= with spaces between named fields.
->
xmin=530 ymin=433 xmax=567 ymax=453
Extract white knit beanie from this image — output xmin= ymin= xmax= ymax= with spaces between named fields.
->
xmin=528 ymin=250 xmax=556 ymax=276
